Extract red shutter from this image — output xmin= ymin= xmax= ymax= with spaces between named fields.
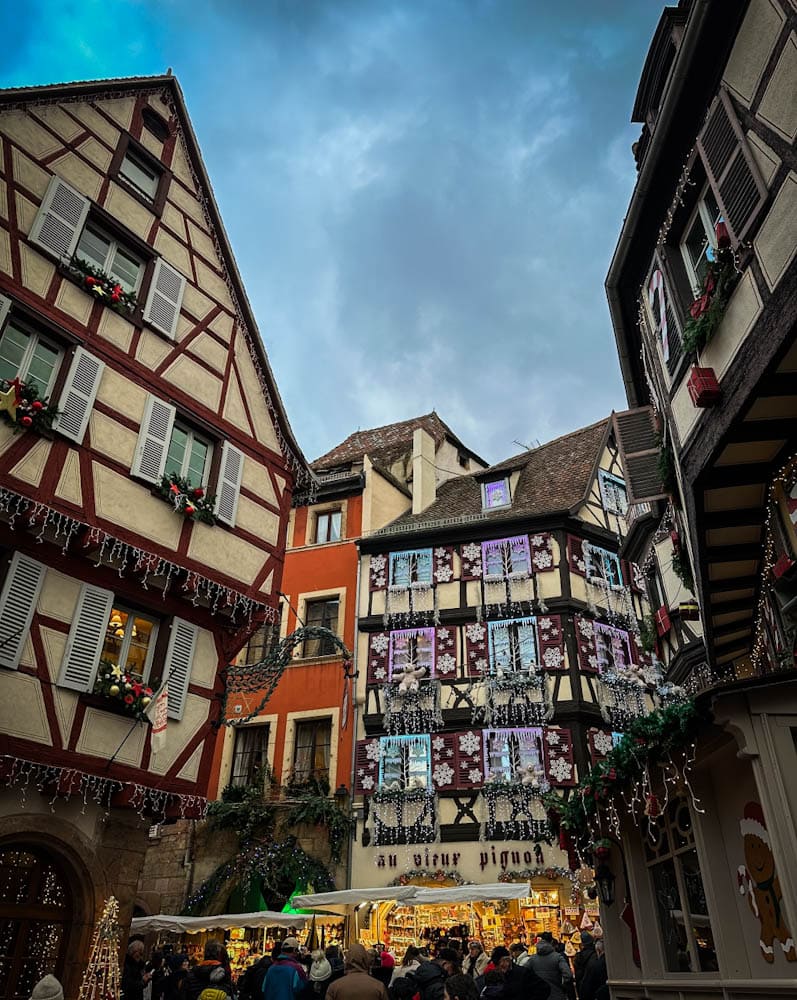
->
xmin=460 ymin=542 xmax=483 ymax=581
xmin=655 ymin=606 xmax=672 ymax=636
xmin=431 ymin=733 xmax=458 ymax=791
xmin=574 ymin=615 xmax=598 ymax=673
xmin=463 ymin=621 xmax=488 ymax=677
xmin=543 ymin=727 xmax=576 ymax=787
xmin=588 ymin=728 xmax=615 ymax=766
xmin=537 ymin=615 xmax=565 ymax=671
xmin=530 ymin=532 xmax=555 ymax=573
xmin=451 ymin=730 xmax=484 ymax=789
xmin=353 ymin=739 xmax=379 ymax=795
xmin=433 ymin=546 xmax=455 ymax=584
xmin=567 ymin=535 xmax=586 ymax=576
xmin=435 ymin=625 xmax=457 ymax=678
xmin=369 ymin=554 xmax=388 ymax=592
xmin=367 ymin=632 xmax=390 ymax=684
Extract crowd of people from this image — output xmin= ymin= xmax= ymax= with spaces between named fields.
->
xmin=24 ymin=928 xmax=607 ymax=1000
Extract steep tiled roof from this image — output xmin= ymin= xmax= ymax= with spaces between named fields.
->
xmin=312 ymin=412 xmax=482 ymax=471
xmin=384 ymin=418 xmax=610 ymax=531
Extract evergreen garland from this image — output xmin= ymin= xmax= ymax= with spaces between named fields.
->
xmin=681 ymin=247 xmax=739 ymax=356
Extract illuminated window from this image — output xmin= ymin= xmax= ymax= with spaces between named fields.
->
xmin=101 ymin=605 xmax=158 ymax=681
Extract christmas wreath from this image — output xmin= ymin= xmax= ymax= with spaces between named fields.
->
xmin=157 ymin=473 xmax=217 ymax=524
xmin=67 ymin=257 xmax=138 ymax=315
xmin=93 ymin=660 xmax=153 ymax=721
xmin=0 ymin=377 xmax=59 ymax=433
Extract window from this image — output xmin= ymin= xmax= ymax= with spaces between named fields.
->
xmin=240 ymin=613 xmax=283 ymax=666
xmin=230 ymin=724 xmax=270 ymax=788
xmin=302 ymin=598 xmax=339 ymax=657
xmin=292 ymin=718 xmax=332 ymax=783
xmin=119 ymin=148 xmax=161 ymax=202
xmin=315 ymin=510 xmax=341 ymax=544
xmin=100 ymin=604 xmax=159 ymax=682
xmin=482 ymin=536 xmax=531 ymax=579
xmin=585 ymin=544 xmax=623 ymax=589
xmin=593 ymin=622 xmax=632 ymax=674
xmin=0 ymin=319 xmax=62 ymax=398
xmin=390 ymin=549 xmax=432 ymax=588
xmin=165 ymin=422 xmax=212 ymax=486
xmin=483 ymin=727 xmax=545 ymax=783
xmin=482 ymin=478 xmax=511 ymax=510
xmin=75 ymin=223 xmax=142 ymax=294
xmin=389 ymin=628 xmax=435 ymax=679
xmin=379 ymin=735 xmax=431 ymax=789
xmin=680 ymin=185 xmax=722 ymax=296
xmin=598 ymin=471 xmax=628 ymax=516
xmin=645 ymin=798 xmax=717 ymax=973
xmin=488 ymin=618 xmax=537 ymax=674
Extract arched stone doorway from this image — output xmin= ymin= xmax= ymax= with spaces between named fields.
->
xmin=0 ymin=846 xmax=74 ymax=1000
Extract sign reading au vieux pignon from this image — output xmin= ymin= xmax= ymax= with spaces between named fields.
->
xmin=357 ymin=843 xmax=572 ymax=883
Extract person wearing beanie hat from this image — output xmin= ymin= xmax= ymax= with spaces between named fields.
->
xmin=573 ymin=932 xmax=597 ymax=997
xmin=310 ymin=950 xmax=333 ymax=997
xmin=29 ymin=975 xmax=64 ymax=1000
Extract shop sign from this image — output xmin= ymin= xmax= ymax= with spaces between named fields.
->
xmin=372 ymin=843 xmax=566 ymax=876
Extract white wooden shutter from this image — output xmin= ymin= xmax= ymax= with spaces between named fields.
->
xmin=29 ymin=175 xmax=90 ymax=260
xmin=215 ymin=441 xmax=245 ymax=527
xmin=58 ymin=583 xmax=114 ymax=692
xmin=164 ymin=616 xmax=198 ymax=721
xmin=54 ymin=347 xmax=105 ymax=443
xmin=131 ymin=394 xmax=176 ymax=483
xmin=0 ymin=553 xmax=46 ymax=670
xmin=144 ymin=259 xmax=186 ymax=340
xmin=0 ymin=293 xmax=11 ymax=334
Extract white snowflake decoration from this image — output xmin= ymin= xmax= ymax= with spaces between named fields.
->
xmin=578 ymin=619 xmax=594 ymax=638
xmin=371 ymin=634 xmax=389 ymax=654
xmin=593 ymin=731 xmax=614 ymax=755
xmin=365 ymin=742 xmax=381 ymax=763
xmin=468 ymin=769 xmax=483 ymax=784
xmin=588 ymin=654 xmax=599 ymax=671
xmin=432 ymin=736 xmax=445 ymax=752
xmin=437 ymin=653 xmax=456 ymax=675
xmin=543 ymin=647 xmax=564 ymax=670
xmin=546 ymin=730 xmax=561 ymax=745
xmin=548 ymin=757 xmax=573 ymax=782
xmin=458 ymin=731 xmax=481 ymax=756
xmin=437 ymin=628 xmax=450 ymax=641
xmin=434 ymin=565 xmax=454 ymax=583
xmin=539 ymin=617 xmax=553 ymax=633
xmin=531 ymin=535 xmax=545 ymax=547
xmin=361 ymin=774 xmax=375 ymax=790
xmin=433 ymin=763 xmax=454 ymax=786
xmin=532 ymin=551 xmax=553 ymax=570
xmin=461 ymin=543 xmax=481 ymax=562
xmin=466 ymin=623 xmax=486 ymax=643
xmin=435 ymin=547 xmax=448 ymax=558
xmin=374 ymin=667 xmax=386 ymax=680
xmin=474 ymin=657 xmax=488 ymax=675
xmin=371 ymin=555 xmax=387 ymax=572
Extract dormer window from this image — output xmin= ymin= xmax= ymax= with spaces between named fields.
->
xmin=598 ymin=471 xmax=629 ymax=516
xmin=482 ymin=478 xmax=511 ymax=510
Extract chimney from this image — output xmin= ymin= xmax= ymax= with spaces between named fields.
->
xmin=412 ymin=428 xmax=436 ymax=515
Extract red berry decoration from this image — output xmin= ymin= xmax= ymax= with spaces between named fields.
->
xmin=20 ymin=415 xmax=33 ymax=427
xmin=31 ymin=400 xmax=43 ymax=411
xmin=193 ymin=487 xmax=204 ymax=498
xmin=184 ymin=504 xmax=195 ymax=517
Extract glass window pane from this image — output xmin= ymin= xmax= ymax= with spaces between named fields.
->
xmin=187 ymin=437 xmax=209 ymax=485
xmin=166 ymin=426 xmax=188 ymax=478
xmin=125 ymin=615 xmax=155 ymax=680
xmin=329 ymin=511 xmax=341 ymax=541
xmin=76 ymin=226 xmax=111 ymax=270
xmin=679 ymin=849 xmax=717 ymax=971
xmin=101 ymin=607 xmax=129 ymax=665
xmin=0 ymin=324 xmax=30 ymax=382
xmin=484 ymin=480 xmax=509 ymax=508
xmin=316 ymin=513 xmax=330 ymax=544
xmin=109 ymin=246 xmax=141 ymax=293
xmin=651 ymin=858 xmax=692 ymax=972
xmin=683 ymin=216 xmax=707 ymax=274
xmin=120 ymin=152 xmax=159 ymax=199
xmin=25 ymin=340 xmax=60 ymax=396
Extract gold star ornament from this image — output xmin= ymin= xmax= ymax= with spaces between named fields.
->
xmin=0 ymin=385 xmax=18 ymax=422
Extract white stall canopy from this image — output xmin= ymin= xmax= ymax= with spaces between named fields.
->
xmin=403 ymin=883 xmax=532 ymax=906
xmin=130 ymin=911 xmax=308 ymax=934
xmin=292 ymin=886 xmax=418 ymax=914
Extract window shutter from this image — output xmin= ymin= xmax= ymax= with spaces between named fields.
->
xmin=143 ymin=259 xmax=186 ymax=340
xmin=431 ymin=733 xmax=458 ymax=790
xmin=369 ymin=554 xmax=387 ymax=592
xmin=536 ymin=615 xmax=565 ymax=671
xmin=353 ymin=738 xmax=379 ymax=795
xmin=0 ymin=293 xmax=10 ymax=333
xmin=459 ymin=543 xmax=482 ymax=581
xmin=574 ymin=614 xmax=598 ymax=673
xmin=29 ymin=174 xmax=90 ymax=260
xmin=452 ymin=730 xmax=484 ymax=789
xmin=432 ymin=545 xmax=455 ymax=584
xmin=54 ymin=347 xmax=104 ymax=443
xmin=164 ymin=616 xmax=198 ymax=721
xmin=588 ymin=728 xmax=615 ymax=766
xmin=543 ymin=727 xmax=576 ymax=787
xmin=463 ymin=621 xmax=488 ymax=678
xmin=366 ymin=632 xmax=389 ymax=684
xmin=0 ymin=553 xmax=46 ymax=670
xmin=131 ymin=393 xmax=176 ymax=483
xmin=612 ymin=407 xmax=667 ymax=504
xmin=530 ymin=532 xmax=555 ymax=572
xmin=215 ymin=441 xmax=244 ymax=527
xmin=697 ymin=88 xmax=767 ymax=246
xmin=58 ymin=583 xmax=114 ymax=691
xmin=434 ymin=625 xmax=457 ymax=678
xmin=628 ymin=632 xmax=641 ymax=665
xmin=567 ymin=535 xmax=586 ymax=576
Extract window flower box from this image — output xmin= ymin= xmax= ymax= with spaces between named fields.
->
xmin=687 ymin=366 xmax=721 ymax=408
xmin=64 ymin=256 xmax=138 ymax=316
xmin=93 ymin=660 xmax=153 ymax=722
xmin=156 ymin=473 xmax=217 ymax=524
xmin=0 ymin=377 xmax=59 ymax=434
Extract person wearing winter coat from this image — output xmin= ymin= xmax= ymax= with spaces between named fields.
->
xmin=307 ymin=950 xmax=333 ymax=999
xmin=412 ymin=950 xmax=458 ymax=1000
xmin=526 ymin=940 xmax=571 ymax=1000
xmin=502 ymin=959 xmax=551 ymax=1000
xmin=29 ymin=975 xmax=64 ymax=1000
xmin=390 ymin=946 xmax=421 ymax=986
xmin=577 ymin=941 xmax=608 ymax=1000
xmin=123 ymin=940 xmax=151 ymax=1000
xmin=263 ymin=938 xmax=309 ymax=1000
xmin=326 ymin=944 xmax=389 ymax=1000
xmin=185 ymin=942 xmax=234 ymax=1000
xmin=572 ymin=933 xmax=597 ymax=997
xmin=461 ymin=944 xmax=488 ymax=980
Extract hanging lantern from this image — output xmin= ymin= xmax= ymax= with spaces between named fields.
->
xmin=594 ymin=864 xmax=616 ymax=906
xmin=687 ymin=366 xmax=721 ymax=408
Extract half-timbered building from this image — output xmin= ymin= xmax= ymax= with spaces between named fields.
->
xmin=0 ymin=74 xmax=306 ymax=999
xmin=350 ymin=418 xmax=662 ymax=950
xmin=604 ymin=1 xmax=797 ymax=995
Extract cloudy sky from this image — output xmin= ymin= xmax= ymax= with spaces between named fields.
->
xmin=1 ymin=1 xmax=661 ymax=465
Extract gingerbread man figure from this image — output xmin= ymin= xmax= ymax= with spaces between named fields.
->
xmin=737 ymin=801 xmax=796 ymax=963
